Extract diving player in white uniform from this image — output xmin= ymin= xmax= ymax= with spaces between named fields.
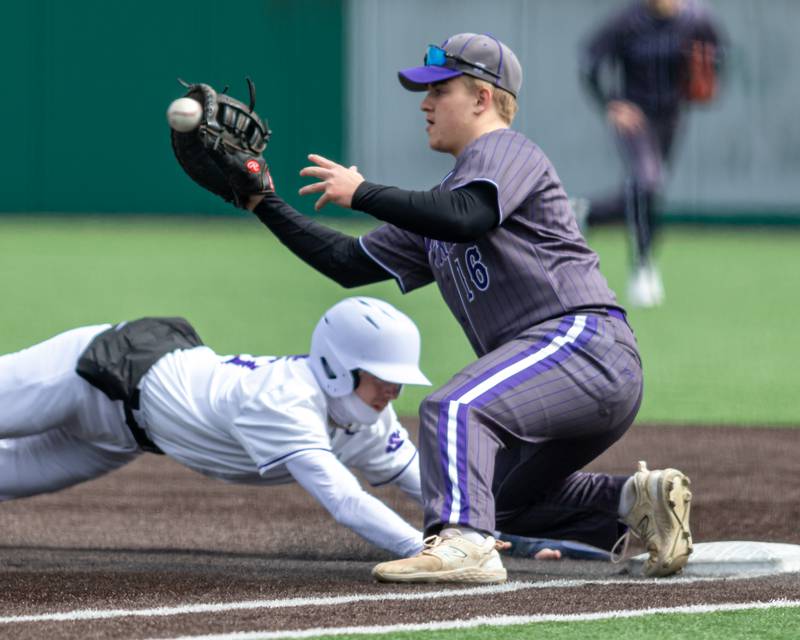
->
xmin=0 ymin=297 xmax=431 ymax=558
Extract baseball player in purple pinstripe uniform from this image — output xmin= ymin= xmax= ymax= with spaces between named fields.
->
xmin=579 ymin=0 xmax=725 ymax=307
xmin=243 ymin=33 xmax=693 ymax=582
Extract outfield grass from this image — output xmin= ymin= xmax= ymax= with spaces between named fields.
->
xmin=0 ymin=216 xmax=797 ymax=425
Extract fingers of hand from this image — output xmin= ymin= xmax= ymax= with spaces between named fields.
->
xmin=533 ymin=548 xmax=562 ymax=561
xmin=315 ymin=192 xmax=331 ymax=211
xmin=308 ymin=153 xmax=337 ymax=169
xmin=298 ymin=181 xmax=327 ymax=196
xmin=299 ymin=157 xmax=360 ymax=209
xmin=299 ymin=166 xmax=331 ymax=179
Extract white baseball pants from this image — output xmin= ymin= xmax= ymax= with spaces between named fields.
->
xmin=0 ymin=324 xmax=140 ymax=500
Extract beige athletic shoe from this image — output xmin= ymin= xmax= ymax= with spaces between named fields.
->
xmin=372 ymin=532 xmax=507 ymax=584
xmin=619 ymin=460 xmax=693 ymax=577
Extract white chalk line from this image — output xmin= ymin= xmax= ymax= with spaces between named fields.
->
xmin=148 ymin=600 xmax=800 ymax=640
xmin=0 ymin=572 xmax=786 ymax=625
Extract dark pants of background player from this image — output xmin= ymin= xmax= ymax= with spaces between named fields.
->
xmin=589 ymin=110 xmax=681 ymax=267
xmin=417 ymin=311 xmax=643 ymax=551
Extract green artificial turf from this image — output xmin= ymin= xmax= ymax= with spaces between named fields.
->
xmin=586 ymin=226 xmax=800 ymax=425
xmin=310 ymin=604 xmax=800 ymax=640
xmin=0 ymin=216 xmax=796 ymax=425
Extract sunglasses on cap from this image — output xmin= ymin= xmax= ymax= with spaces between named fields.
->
xmin=424 ymin=44 xmax=501 ymax=81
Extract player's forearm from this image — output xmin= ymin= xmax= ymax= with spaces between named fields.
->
xmin=579 ymin=22 xmax=621 ymax=109
xmin=330 ymin=492 xmax=423 ymax=557
xmin=286 ymin=450 xmax=423 ymax=557
xmin=581 ymin=68 xmax=612 ymax=110
xmin=253 ymin=193 xmax=390 ymax=288
xmin=390 ymin=455 xmax=423 ymax=505
xmin=579 ymin=50 xmax=618 ymax=109
xmin=351 ymin=181 xmax=497 ymax=242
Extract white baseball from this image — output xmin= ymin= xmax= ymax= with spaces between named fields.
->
xmin=167 ymin=97 xmax=202 ymax=133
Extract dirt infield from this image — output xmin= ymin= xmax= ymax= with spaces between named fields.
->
xmin=1 ymin=424 xmax=798 ymax=640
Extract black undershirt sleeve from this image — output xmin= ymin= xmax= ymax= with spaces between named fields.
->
xmin=252 ymin=193 xmax=390 ymax=288
xmin=582 ymin=62 xmax=611 ymax=111
xmin=579 ymin=15 xmax=623 ymax=111
xmin=351 ymin=181 xmax=499 ymax=242
xmin=251 ymin=180 xmax=499 ymax=287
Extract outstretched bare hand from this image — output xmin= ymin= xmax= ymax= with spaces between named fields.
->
xmin=299 ymin=154 xmax=365 ymax=211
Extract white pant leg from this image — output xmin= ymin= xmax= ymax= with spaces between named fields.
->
xmin=0 ymin=324 xmax=114 ymax=437
xmin=0 ymin=324 xmax=141 ymax=499
xmin=0 ymin=428 xmax=139 ymax=500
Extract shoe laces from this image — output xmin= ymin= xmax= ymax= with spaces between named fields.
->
xmin=421 ymin=534 xmax=508 ymax=552
xmin=610 ymin=529 xmax=636 ymax=565
xmin=612 ymin=517 xmax=662 ymax=566
xmin=423 ymin=535 xmax=444 ymax=550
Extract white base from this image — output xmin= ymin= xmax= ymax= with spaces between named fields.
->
xmin=629 ymin=541 xmax=800 ymax=577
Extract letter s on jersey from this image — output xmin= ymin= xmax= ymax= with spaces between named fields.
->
xmin=385 ymin=430 xmax=405 ymax=453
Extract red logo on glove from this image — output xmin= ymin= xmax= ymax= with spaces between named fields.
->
xmin=245 ymin=159 xmax=261 ymax=174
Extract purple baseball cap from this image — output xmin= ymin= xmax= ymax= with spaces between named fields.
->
xmin=398 ymin=33 xmax=523 ymax=98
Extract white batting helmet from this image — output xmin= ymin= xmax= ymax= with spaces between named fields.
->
xmin=309 ymin=297 xmax=432 ymax=397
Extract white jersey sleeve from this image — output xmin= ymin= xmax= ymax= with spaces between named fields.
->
xmin=329 ymin=404 xmax=419 ymax=488
xmin=286 ymin=449 xmax=423 ymax=557
xmin=227 ymin=359 xmax=333 ymax=475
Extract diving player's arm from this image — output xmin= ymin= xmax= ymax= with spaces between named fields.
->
xmin=285 ymin=448 xmax=423 ymax=557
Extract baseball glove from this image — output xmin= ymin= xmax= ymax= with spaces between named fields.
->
xmin=170 ymin=78 xmax=273 ymax=207
xmin=684 ymin=40 xmax=717 ymax=103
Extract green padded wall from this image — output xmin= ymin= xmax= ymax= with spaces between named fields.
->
xmin=0 ymin=0 xmax=344 ymax=215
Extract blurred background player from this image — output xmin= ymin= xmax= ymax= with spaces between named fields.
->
xmin=0 ymin=297 xmax=431 ymax=559
xmin=224 ymin=33 xmax=693 ymax=582
xmin=578 ymin=0 xmax=726 ymax=307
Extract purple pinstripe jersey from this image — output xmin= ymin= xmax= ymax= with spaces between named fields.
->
xmin=360 ymin=129 xmax=621 ymax=356
xmin=581 ymin=0 xmax=724 ymax=116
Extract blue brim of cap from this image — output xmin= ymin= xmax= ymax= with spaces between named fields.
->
xmin=398 ymin=66 xmax=463 ymax=91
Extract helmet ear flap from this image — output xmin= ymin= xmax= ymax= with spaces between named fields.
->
xmin=320 ymin=357 xmax=337 ymax=380
xmin=309 ymin=348 xmax=355 ymax=398
xmin=315 ymin=357 xmax=361 ymax=395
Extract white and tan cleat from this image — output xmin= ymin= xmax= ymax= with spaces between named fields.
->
xmin=372 ymin=532 xmax=507 ymax=584
xmin=620 ymin=460 xmax=693 ymax=577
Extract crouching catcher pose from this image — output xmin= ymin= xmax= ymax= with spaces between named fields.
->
xmin=177 ymin=35 xmax=694 ymax=582
xmin=0 ymin=297 xmax=433 ymax=558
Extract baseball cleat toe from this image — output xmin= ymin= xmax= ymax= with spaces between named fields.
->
xmin=372 ymin=532 xmax=507 ymax=584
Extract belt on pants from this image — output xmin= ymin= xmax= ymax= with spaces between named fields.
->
xmin=607 ymin=308 xmax=627 ymax=322
xmin=123 ymin=389 xmax=164 ymax=455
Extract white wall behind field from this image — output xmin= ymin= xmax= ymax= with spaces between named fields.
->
xmin=345 ymin=0 xmax=800 ymax=214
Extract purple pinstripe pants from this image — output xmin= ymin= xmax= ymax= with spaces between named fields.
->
xmin=418 ymin=311 xmax=643 ymax=550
